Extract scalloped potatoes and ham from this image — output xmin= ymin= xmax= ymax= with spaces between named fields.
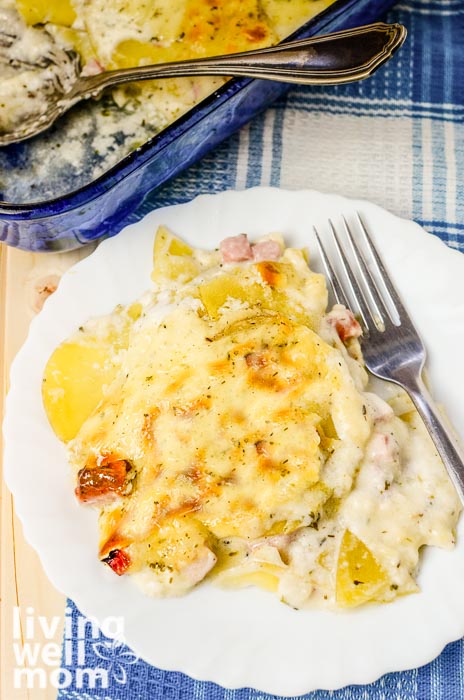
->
xmin=42 ymin=228 xmax=461 ymax=608
xmin=8 ymin=0 xmax=335 ymax=135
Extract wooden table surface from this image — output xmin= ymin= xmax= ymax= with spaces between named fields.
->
xmin=0 ymin=241 xmax=94 ymax=700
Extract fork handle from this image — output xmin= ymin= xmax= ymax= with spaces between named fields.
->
xmin=406 ymin=375 xmax=464 ymax=502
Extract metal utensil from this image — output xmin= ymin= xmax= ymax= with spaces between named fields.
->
xmin=314 ymin=214 xmax=464 ymax=503
xmin=0 ymin=22 xmax=406 ymax=146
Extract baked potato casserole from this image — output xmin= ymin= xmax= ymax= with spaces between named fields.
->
xmin=42 ymin=227 xmax=461 ymax=609
xmin=1 ymin=0 xmax=334 ymax=138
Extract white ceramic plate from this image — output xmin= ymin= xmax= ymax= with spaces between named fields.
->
xmin=4 ymin=188 xmax=464 ymax=696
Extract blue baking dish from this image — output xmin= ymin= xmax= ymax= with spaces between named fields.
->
xmin=0 ymin=0 xmax=398 ymax=251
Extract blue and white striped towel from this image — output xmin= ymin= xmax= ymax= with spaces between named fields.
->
xmin=59 ymin=1 xmax=464 ymax=697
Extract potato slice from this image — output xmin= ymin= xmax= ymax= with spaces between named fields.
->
xmin=214 ymin=544 xmax=285 ymax=592
xmin=42 ymin=339 xmax=119 ymax=443
xmin=198 ymin=264 xmax=317 ymax=327
xmin=336 ymin=530 xmax=390 ymax=607
xmin=112 ymin=40 xmax=169 ymax=69
xmin=42 ymin=305 xmax=138 ymax=443
xmin=151 ymin=225 xmax=200 ymax=283
xmin=17 ymin=0 xmax=76 ymax=27
xmin=217 ymin=568 xmax=280 ymax=592
xmin=198 ymin=274 xmax=266 ymax=319
xmin=261 ymin=0 xmax=333 ymax=40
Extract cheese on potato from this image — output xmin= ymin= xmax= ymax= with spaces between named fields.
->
xmin=42 ymin=228 xmax=461 ymax=608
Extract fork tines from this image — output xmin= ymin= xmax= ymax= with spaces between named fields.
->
xmin=314 ymin=213 xmax=464 ymax=503
xmin=314 ymin=214 xmax=405 ymax=334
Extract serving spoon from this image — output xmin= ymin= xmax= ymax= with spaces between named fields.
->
xmin=0 ymin=22 xmax=406 ymax=146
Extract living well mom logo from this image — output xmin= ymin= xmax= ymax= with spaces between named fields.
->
xmin=12 ymin=605 xmax=138 ymax=691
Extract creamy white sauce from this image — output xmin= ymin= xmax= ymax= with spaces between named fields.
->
xmin=276 ymin=378 xmax=460 ymax=608
xmin=0 ymin=8 xmax=78 ymax=135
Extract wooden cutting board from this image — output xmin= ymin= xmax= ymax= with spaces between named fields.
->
xmin=0 ymin=242 xmax=94 ymax=700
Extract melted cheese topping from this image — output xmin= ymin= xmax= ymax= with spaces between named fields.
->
xmin=43 ymin=229 xmax=461 ymax=608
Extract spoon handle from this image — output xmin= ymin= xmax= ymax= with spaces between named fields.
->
xmin=78 ymin=22 xmax=406 ymax=97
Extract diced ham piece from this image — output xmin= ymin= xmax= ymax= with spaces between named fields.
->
xmin=327 ymin=305 xmax=362 ymax=342
xmin=80 ymin=59 xmax=105 ymax=77
xmin=102 ymin=549 xmax=131 ymax=576
xmin=75 ymin=457 xmax=131 ymax=504
xmin=183 ymin=547 xmax=217 ymax=586
xmin=220 ymin=234 xmax=253 ymax=262
xmin=219 ymin=234 xmax=283 ymax=263
xmin=245 ymin=352 xmax=267 ymax=369
xmin=368 ymin=432 xmax=399 ymax=466
xmin=251 ymin=240 xmax=282 ymax=262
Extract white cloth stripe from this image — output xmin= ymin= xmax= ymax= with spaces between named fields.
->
xmin=394 ymin=4 xmax=461 ymax=15
xmin=289 ymin=95 xmax=464 ymax=114
xmin=445 ymin=121 xmax=457 ymax=224
xmin=234 ymin=123 xmax=250 ymax=190
xmin=421 ymin=119 xmax=434 ymax=223
xmin=288 ymin=104 xmax=464 ymax=122
xmin=259 ymin=109 xmax=276 ymax=187
xmin=288 ymin=99 xmax=464 ymax=123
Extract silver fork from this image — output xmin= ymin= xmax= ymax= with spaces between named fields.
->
xmin=314 ymin=214 xmax=464 ymax=503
